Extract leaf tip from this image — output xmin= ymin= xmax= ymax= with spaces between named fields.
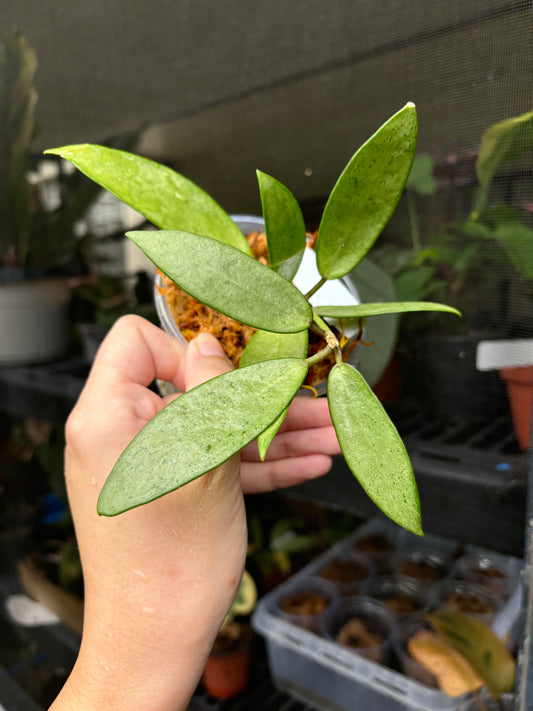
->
xmin=43 ymin=143 xmax=89 ymax=159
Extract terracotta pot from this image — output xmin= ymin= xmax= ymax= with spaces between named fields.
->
xmin=202 ymin=624 xmax=251 ymax=699
xmin=499 ymin=365 xmax=533 ymax=450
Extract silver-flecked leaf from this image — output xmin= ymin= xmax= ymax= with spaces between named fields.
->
xmin=98 ymin=358 xmax=309 ymax=515
xmin=327 ymin=362 xmax=422 ymax=535
xmin=128 ymin=230 xmax=312 ymax=333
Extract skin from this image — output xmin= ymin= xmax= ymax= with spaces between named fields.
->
xmin=49 ymin=315 xmax=340 ymax=710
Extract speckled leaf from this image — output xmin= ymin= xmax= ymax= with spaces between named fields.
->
xmin=127 ymin=230 xmax=312 ymax=333
xmin=239 ymin=330 xmax=308 ymax=369
xmin=316 ymin=103 xmax=418 ymax=280
xmin=315 ymin=301 xmax=461 ymax=319
xmin=327 ymin=362 xmax=422 ymax=535
xmin=44 ymin=144 xmax=251 ymax=254
xmin=98 ymin=358 xmax=308 ymax=515
xmin=257 ymin=170 xmax=306 ymax=281
xmin=239 ymin=330 xmax=308 ymax=458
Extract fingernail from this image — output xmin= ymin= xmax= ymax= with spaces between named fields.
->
xmin=196 ymin=333 xmax=226 ymax=358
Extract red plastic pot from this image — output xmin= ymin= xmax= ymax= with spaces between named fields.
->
xmin=500 ymin=365 xmax=533 ymax=450
xmin=202 ymin=625 xmax=251 ymax=699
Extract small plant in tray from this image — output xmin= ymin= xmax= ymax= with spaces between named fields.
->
xmin=46 ymin=103 xmax=459 ymax=533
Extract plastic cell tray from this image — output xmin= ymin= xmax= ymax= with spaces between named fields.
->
xmin=252 ymin=519 xmax=522 ymax=711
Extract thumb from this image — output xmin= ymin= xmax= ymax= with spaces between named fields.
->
xmin=183 ymin=333 xmax=234 ymax=390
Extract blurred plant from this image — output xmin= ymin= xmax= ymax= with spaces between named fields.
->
xmin=413 ymin=610 xmax=516 ymax=708
xmin=0 ymin=30 xmax=139 ymax=274
xmin=374 ymin=110 xmax=533 ymax=336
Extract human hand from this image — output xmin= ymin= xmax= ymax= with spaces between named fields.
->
xmin=51 ymin=315 xmax=339 ymax=711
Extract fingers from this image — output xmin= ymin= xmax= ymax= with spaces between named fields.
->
xmin=88 ymin=314 xmax=186 ymax=390
xmin=241 ymin=454 xmax=333 ymax=493
xmin=241 ymin=424 xmax=340 ymax=463
xmin=182 ymin=333 xmax=234 ymax=390
xmin=278 ymin=396 xmax=335 ymax=432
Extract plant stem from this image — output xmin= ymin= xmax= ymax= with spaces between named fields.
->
xmin=305 ymin=276 xmax=327 ymax=300
xmin=311 ymin=310 xmax=344 ymax=366
xmin=305 ymin=345 xmax=334 ymax=368
xmin=407 ymin=190 xmax=421 ymax=253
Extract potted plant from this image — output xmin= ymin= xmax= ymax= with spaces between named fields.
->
xmin=201 ymin=569 xmax=257 ymax=699
xmin=0 ymin=30 xmax=136 ymax=364
xmin=373 ymin=111 xmax=533 ymax=424
xmin=46 ymin=103 xmax=459 ymax=535
xmin=247 ymin=512 xmax=329 ymax=591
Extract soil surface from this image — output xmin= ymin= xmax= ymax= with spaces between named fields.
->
xmin=381 ymin=594 xmax=418 ymax=615
xmin=211 ymin=621 xmax=250 ymax=654
xmin=281 ymin=590 xmax=329 ymax=616
xmin=336 ymin=618 xmax=384 ymax=648
xmin=399 ymin=559 xmax=446 ymax=582
xmin=354 ymin=533 xmax=394 ymax=554
xmin=320 ymin=557 xmax=369 ymax=583
xmin=443 ymin=592 xmax=494 ymax=614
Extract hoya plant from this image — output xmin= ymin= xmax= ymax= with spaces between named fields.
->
xmin=46 ymin=103 xmax=458 ymax=535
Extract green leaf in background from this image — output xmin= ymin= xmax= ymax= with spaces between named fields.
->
xmin=473 ymin=110 xmax=533 ymax=217
xmin=427 ymin=610 xmax=516 ymax=699
xmin=493 ymin=222 xmax=533 ymax=279
xmin=394 ymin=265 xmax=443 ymax=302
xmin=344 ymin=258 xmax=398 ymax=388
xmin=406 ymin=154 xmax=436 ymax=196
xmin=0 ymin=30 xmax=37 ymax=262
xmin=257 ymin=170 xmax=306 ymax=280
xmin=315 ymin=301 xmax=461 ymax=319
xmin=44 ymin=144 xmax=251 ymax=254
xmin=127 ymin=230 xmax=313 ymax=333
xmin=316 ymin=103 xmax=418 ymax=280
xmin=98 ymin=358 xmax=308 ymax=515
xmin=327 ymin=362 xmax=422 ymax=534
xmin=239 ymin=329 xmax=308 ymax=458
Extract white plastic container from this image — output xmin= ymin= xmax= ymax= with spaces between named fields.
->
xmin=252 ymin=520 xmax=522 ymax=711
xmin=154 ymin=214 xmax=362 ymax=395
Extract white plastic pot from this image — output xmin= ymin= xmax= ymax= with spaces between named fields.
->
xmin=0 ymin=278 xmax=71 ymax=365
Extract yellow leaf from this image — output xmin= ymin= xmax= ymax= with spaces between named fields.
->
xmin=408 ymin=629 xmax=483 ymax=697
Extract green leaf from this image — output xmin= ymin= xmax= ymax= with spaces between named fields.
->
xmin=257 ymin=170 xmax=306 ymax=280
xmin=315 ymin=301 xmax=461 ymax=319
xmin=128 ymin=230 xmax=313 ymax=333
xmin=427 ymin=610 xmax=516 ymax=698
xmin=493 ymin=222 xmax=533 ymax=279
xmin=327 ymin=362 xmax=422 ymax=534
xmin=44 ymin=144 xmax=252 ymax=254
xmin=98 ymin=358 xmax=308 ymax=515
xmin=344 ymin=258 xmax=398 ymax=387
xmin=473 ymin=110 xmax=533 ymax=217
xmin=239 ymin=330 xmax=308 ymax=458
xmin=406 ymin=154 xmax=436 ymax=196
xmin=239 ymin=329 xmax=308 ymax=368
xmin=258 ymin=410 xmax=288 ymax=461
xmin=316 ymin=103 xmax=418 ymax=280
xmin=394 ymin=265 xmax=441 ymax=301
